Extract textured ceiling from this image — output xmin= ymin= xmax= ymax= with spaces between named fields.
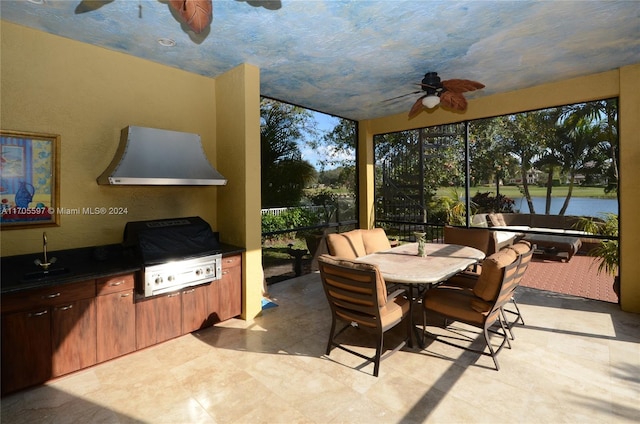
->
xmin=1 ymin=0 xmax=639 ymax=121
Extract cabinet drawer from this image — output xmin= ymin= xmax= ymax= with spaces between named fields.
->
xmin=221 ymin=254 xmax=241 ymax=269
xmin=1 ymin=280 xmax=96 ymax=314
xmin=96 ymin=274 xmax=135 ymax=295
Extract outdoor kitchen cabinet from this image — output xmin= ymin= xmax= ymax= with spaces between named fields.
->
xmin=1 ymin=304 xmax=51 ymax=395
xmin=181 ymin=284 xmax=209 ymax=333
xmin=96 ymin=274 xmax=136 ymax=362
xmin=217 ymin=254 xmax=242 ymax=321
xmin=135 ymin=291 xmax=182 ymax=350
xmin=1 ymin=279 xmax=97 ymax=395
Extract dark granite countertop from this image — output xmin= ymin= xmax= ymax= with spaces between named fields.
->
xmin=1 ymin=242 xmax=244 ymax=295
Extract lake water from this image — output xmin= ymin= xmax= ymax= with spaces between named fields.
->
xmin=513 ymin=196 xmax=618 ymax=217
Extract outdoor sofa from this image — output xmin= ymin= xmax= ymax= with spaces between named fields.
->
xmin=471 ymin=212 xmax=597 ymax=261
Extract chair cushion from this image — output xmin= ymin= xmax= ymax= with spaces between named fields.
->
xmin=318 ymin=254 xmax=388 ymax=307
xmin=362 ymin=228 xmax=392 ymax=254
xmin=473 ymin=248 xmax=518 ymax=301
xmin=424 ymin=288 xmax=486 ymax=325
xmin=380 ymin=295 xmax=410 ymax=331
xmin=326 ymin=230 xmax=367 ymax=259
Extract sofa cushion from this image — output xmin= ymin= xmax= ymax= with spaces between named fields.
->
xmin=471 ymin=214 xmax=489 ymax=228
xmin=473 ymin=248 xmax=518 ymax=301
xmin=361 ymin=228 xmax=392 ymax=254
xmin=326 ymin=230 xmax=367 ymax=259
xmin=488 ymin=213 xmax=507 ymax=227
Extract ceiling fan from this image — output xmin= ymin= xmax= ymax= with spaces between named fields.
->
xmin=75 ymin=0 xmax=213 ymax=34
xmin=169 ymin=0 xmax=213 ymax=34
xmin=407 ymin=72 xmax=485 ymax=118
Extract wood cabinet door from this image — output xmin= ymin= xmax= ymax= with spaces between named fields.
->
xmin=181 ymin=285 xmax=209 ymax=334
xmin=1 ymin=307 xmax=52 ymax=395
xmin=135 ymin=292 xmax=182 ymax=349
xmin=218 ymin=255 xmax=242 ymax=321
xmin=96 ymin=289 xmax=136 ymax=363
xmin=207 ymin=280 xmax=220 ymax=325
xmin=155 ymin=292 xmax=182 ymax=343
xmin=51 ymin=297 xmax=97 ymax=377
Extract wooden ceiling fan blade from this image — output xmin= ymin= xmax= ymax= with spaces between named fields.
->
xmin=442 ymin=79 xmax=485 ymax=93
xmin=74 ymin=0 xmax=114 ymax=14
xmin=440 ymin=91 xmax=467 ymax=111
xmin=383 ymin=90 xmax=423 ymax=103
xmin=170 ymin=0 xmax=213 ymax=33
xmin=408 ymin=96 xmax=427 ymax=118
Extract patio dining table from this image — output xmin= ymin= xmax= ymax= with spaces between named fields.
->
xmin=355 ymin=242 xmax=486 ymax=346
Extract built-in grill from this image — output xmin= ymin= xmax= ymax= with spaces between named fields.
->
xmin=123 ymin=217 xmax=222 ymax=297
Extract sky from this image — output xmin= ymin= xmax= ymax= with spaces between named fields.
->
xmin=299 ymin=111 xmax=342 ymax=170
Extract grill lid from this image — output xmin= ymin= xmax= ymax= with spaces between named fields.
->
xmin=123 ymin=216 xmax=221 ymax=264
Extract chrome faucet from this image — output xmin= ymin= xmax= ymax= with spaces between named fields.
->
xmin=34 ymin=232 xmax=57 ymax=270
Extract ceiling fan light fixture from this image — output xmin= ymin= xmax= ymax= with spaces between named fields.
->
xmin=422 ymin=95 xmax=441 ymax=109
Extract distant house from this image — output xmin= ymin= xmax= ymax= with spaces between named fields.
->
xmin=509 ymin=169 xmax=544 ymax=185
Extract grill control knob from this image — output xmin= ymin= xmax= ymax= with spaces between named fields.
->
xmin=168 ymin=275 xmax=174 ymax=282
xmin=155 ymin=277 xmax=163 ymax=284
xmin=195 ymin=269 xmax=202 ymax=276
xmin=206 ymin=267 xmax=212 ymax=275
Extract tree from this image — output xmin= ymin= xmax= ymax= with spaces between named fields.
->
xmin=559 ymin=99 xmax=618 ymax=193
xmin=260 ymin=99 xmax=317 ymax=207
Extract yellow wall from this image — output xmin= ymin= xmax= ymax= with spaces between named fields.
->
xmin=1 ymin=21 xmax=219 ymax=255
xmin=1 ymin=21 xmax=264 ymax=319
xmin=618 ymin=63 xmax=640 ymax=312
xmin=215 ymin=64 xmax=263 ymax=320
xmin=361 ymin=66 xmax=640 ymax=313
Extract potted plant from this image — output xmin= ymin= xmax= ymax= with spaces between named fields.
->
xmin=575 ymin=213 xmax=619 ymax=301
xmin=299 ymin=189 xmax=339 ymax=256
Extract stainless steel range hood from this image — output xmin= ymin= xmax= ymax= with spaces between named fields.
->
xmin=97 ymin=126 xmax=227 ymax=186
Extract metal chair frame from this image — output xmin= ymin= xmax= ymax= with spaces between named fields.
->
xmin=422 ymin=256 xmax=521 ymax=371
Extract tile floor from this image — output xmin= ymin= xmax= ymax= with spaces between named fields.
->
xmin=2 ymin=273 xmax=639 ymax=423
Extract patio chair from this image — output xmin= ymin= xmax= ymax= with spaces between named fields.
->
xmin=443 ymin=225 xmax=491 ymax=255
xmin=422 ymin=248 xmax=520 ymax=370
xmin=317 ymin=254 xmax=412 ymax=377
xmin=443 ymin=225 xmax=491 ymax=271
xmin=501 ymin=241 xmax=534 ymax=337
xmin=441 ymin=240 xmax=533 ymax=339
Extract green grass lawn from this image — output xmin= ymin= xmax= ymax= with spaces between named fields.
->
xmin=439 ymin=185 xmax=616 ymax=199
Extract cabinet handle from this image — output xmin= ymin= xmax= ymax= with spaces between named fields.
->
xmin=183 ymin=288 xmax=195 ymax=294
xmin=55 ymin=304 xmax=73 ymax=311
xmin=109 ymin=280 xmax=125 ymax=287
xmin=28 ymin=309 xmax=48 ymax=317
xmin=42 ymin=292 xmax=61 ymax=299
xmin=222 ymin=270 xmax=229 ymax=275
xmin=120 ymin=293 xmax=131 ymax=298
xmin=167 ymin=292 xmax=181 ymax=298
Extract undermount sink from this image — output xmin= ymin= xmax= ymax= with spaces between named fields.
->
xmin=22 ymin=267 xmax=72 ymax=281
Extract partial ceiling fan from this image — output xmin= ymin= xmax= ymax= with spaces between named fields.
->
xmin=407 ymin=72 xmax=485 ymax=118
xmin=75 ymin=0 xmax=213 ymax=34
xmin=169 ymin=0 xmax=213 ymax=34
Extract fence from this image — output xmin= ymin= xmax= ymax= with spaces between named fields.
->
xmin=261 ymin=206 xmax=328 ymax=216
